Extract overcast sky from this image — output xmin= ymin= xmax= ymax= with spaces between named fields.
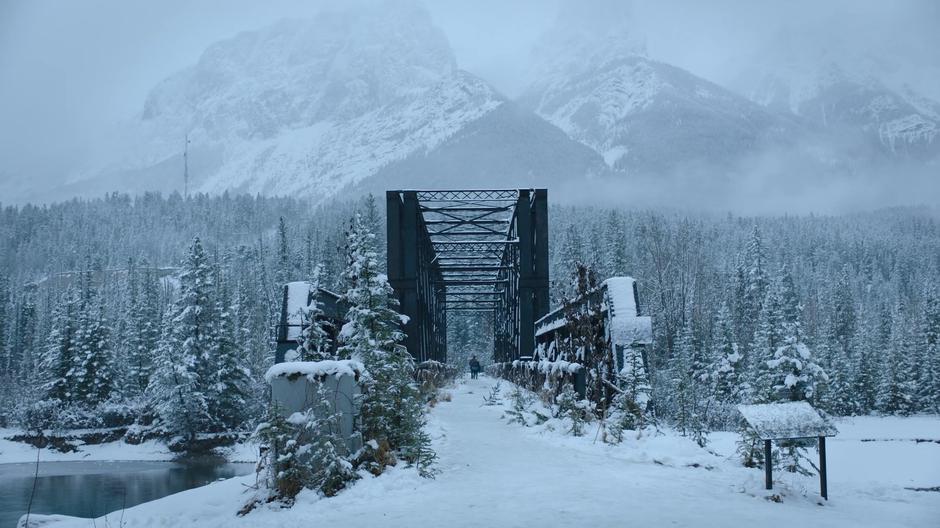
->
xmin=1 ymin=0 xmax=937 ymax=192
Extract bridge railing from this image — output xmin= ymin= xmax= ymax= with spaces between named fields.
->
xmin=490 ymin=277 xmax=653 ymax=407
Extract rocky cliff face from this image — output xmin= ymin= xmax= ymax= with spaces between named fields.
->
xmin=80 ymin=2 xmax=607 ymax=201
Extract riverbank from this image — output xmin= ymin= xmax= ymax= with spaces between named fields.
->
xmin=2 ymin=459 xmax=255 ymax=528
xmin=20 ymin=377 xmax=940 ymax=528
xmin=0 ymin=429 xmax=260 ymax=464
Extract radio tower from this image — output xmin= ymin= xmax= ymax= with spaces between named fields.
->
xmin=183 ymin=134 xmax=191 ymax=198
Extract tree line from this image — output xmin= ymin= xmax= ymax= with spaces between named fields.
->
xmin=550 ymin=206 xmax=940 ymax=429
xmin=1 ymin=193 xmax=937 ymax=437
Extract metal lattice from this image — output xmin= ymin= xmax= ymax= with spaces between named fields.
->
xmin=387 ymin=189 xmax=549 ymax=362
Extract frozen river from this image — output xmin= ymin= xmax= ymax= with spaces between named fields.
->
xmin=0 ymin=460 xmax=253 ymax=527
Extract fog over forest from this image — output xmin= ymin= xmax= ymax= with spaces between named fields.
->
xmin=0 ymin=0 xmax=937 ymax=211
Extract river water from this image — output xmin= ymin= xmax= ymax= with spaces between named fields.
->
xmin=0 ymin=460 xmax=254 ymax=527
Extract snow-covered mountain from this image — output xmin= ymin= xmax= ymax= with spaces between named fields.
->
xmin=518 ymin=4 xmax=804 ymax=175
xmin=77 ymin=2 xmax=607 ymax=201
xmin=737 ymin=31 xmax=940 ymax=160
xmin=51 ymin=1 xmax=935 ymax=207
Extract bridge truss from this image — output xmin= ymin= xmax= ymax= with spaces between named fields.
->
xmin=386 ymin=189 xmax=549 ymax=363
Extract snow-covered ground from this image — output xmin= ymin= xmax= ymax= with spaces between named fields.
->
xmin=15 ymin=377 xmax=940 ymax=527
xmin=0 ymin=430 xmax=259 ymax=464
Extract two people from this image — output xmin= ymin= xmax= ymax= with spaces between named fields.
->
xmin=469 ymin=355 xmax=481 ymax=379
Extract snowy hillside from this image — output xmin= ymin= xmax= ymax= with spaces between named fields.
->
xmin=92 ymin=4 xmax=495 ymax=197
xmin=738 ymin=31 xmax=940 ymax=160
xmin=73 ymin=3 xmax=607 ymax=201
xmin=519 ymin=4 xmax=803 ymax=174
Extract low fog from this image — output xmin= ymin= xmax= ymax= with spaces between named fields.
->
xmin=0 ymin=0 xmax=937 ymax=212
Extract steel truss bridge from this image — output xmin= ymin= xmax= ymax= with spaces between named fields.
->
xmin=386 ymin=189 xmax=550 ymax=363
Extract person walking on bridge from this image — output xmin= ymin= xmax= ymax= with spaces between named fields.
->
xmin=469 ymin=355 xmax=481 ymax=379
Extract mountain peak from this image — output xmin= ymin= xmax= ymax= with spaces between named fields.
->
xmin=75 ymin=2 xmax=606 ymax=202
xmin=140 ymin=3 xmax=456 ymax=143
xmin=528 ymin=0 xmax=647 ymax=87
xmin=736 ymin=29 xmax=940 ymax=159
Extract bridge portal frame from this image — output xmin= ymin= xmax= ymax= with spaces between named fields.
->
xmin=387 ymin=189 xmax=549 ymax=363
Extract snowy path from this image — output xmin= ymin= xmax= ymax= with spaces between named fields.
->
xmin=37 ymin=377 xmax=940 ymax=528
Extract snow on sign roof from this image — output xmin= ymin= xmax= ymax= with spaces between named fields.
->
xmin=737 ymin=401 xmax=838 ymax=440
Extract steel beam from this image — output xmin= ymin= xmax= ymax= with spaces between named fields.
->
xmin=387 ymin=189 xmax=549 ymax=364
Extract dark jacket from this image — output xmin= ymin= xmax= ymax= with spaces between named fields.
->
xmin=469 ymin=359 xmax=481 ymax=372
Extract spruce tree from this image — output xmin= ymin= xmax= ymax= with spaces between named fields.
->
xmin=672 ymin=319 xmax=704 ymax=439
xmin=307 ymin=383 xmax=359 ymax=495
xmin=148 ymin=237 xmax=217 ymax=444
xmin=212 ymin=275 xmax=251 ymax=431
xmin=768 ymin=320 xmax=827 ymax=403
xmin=825 ymin=267 xmax=859 ymax=414
xmin=605 ymin=210 xmax=629 ymax=277
xmin=711 ymin=301 xmax=744 ymax=421
xmin=41 ymin=287 xmax=80 ymax=404
xmin=876 ymin=302 xmax=917 ymax=414
xmin=740 ymin=225 xmax=769 ymax=347
xmin=74 ymin=296 xmax=115 ymax=407
xmin=560 ymin=224 xmax=584 ymax=299
xmin=851 ymin=314 xmax=879 ymax=413
xmin=920 ymin=285 xmax=940 ymax=410
xmin=750 ymin=281 xmax=783 ymax=402
xmin=275 ymin=217 xmax=292 ymax=287
xmin=588 ymin=223 xmax=606 ymax=278
xmin=0 ymin=273 xmax=9 ymax=374
xmin=294 ymin=266 xmax=334 ymax=362
xmin=12 ymin=285 xmax=38 ymax=384
xmin=127 ymin=261 xmax=161 ymax=397
xmin=339 ymin=214 xmax=432 ymax=470
xmin=254 ymin=403 xmax=310 ymax=501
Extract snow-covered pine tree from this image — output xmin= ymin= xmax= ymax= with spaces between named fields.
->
xmin=876 ymin=301 xmax=918 ymax=414
xmin=118 ymin=258 xmax=140 ymax=396
xmin=338 ymin=214 xmax=432 ymax=471
xmin=711 ymin=301 xmax=743 ymax=405
xmin=755 ymin=317 xmax=827 ymax=474
xmin=738 ymin=226 xmax=769 ymax=349
xmin=588 ymin=222 xmax=606 ymax=279
xmin=851 ymin=312 xmax=880 ymax=413
xmin=555 ymin=382 xmax=589 ymax=436
xmin=254 ymin=403 xmax=310 ymax=502
xmin=148 ymin=237 xmax=217 ymax=446
xmin=126 ymin=260 xmax=161 ymax=397
xmin=0 ymin=273 xmax=10 ymax=420
xmin=232 ymin=245 xmax=274 ymax=401
xmin=275 ymin=217 xmax=293 ymax=288
xmin=211 ymin=273 xmax=251 ymax=432
xmin=12 ymin=284 xmax=38 ymax=385
xmin=361 ymin=193 xmax=386 ymax=264
xmin=0 ymin=273 xmax=8 ymax=370
xmin=769 ymin=319 xmax=827 ymax=403
xmin=671 ymin=318 xmax=706 ymax=441
xmin=824 ymin=266 xmax=859 ymax=414
xmin=613 ymin=340 xmax=650 ymax=435
xmin=920 ymin=285 xmax=940 ymax=410
xmin=605 ymin=210 xmax=629 ymax=277
xmin=749 ymin=277 xmax=784 ymax=403
xmin=293 ymin=266 xmax=334 ymax=362
xmin=41 ymin=287 xmax=81 ymax=405
xmin=318 ymin=231 xmax=344 ymax=293
xmin=559 ymin=224 xmax=584 ymax=300
xmin=73 ymin=294 xmax=115 ymax=408
xmin=307 ymin=382 xmax=359 ymax=496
